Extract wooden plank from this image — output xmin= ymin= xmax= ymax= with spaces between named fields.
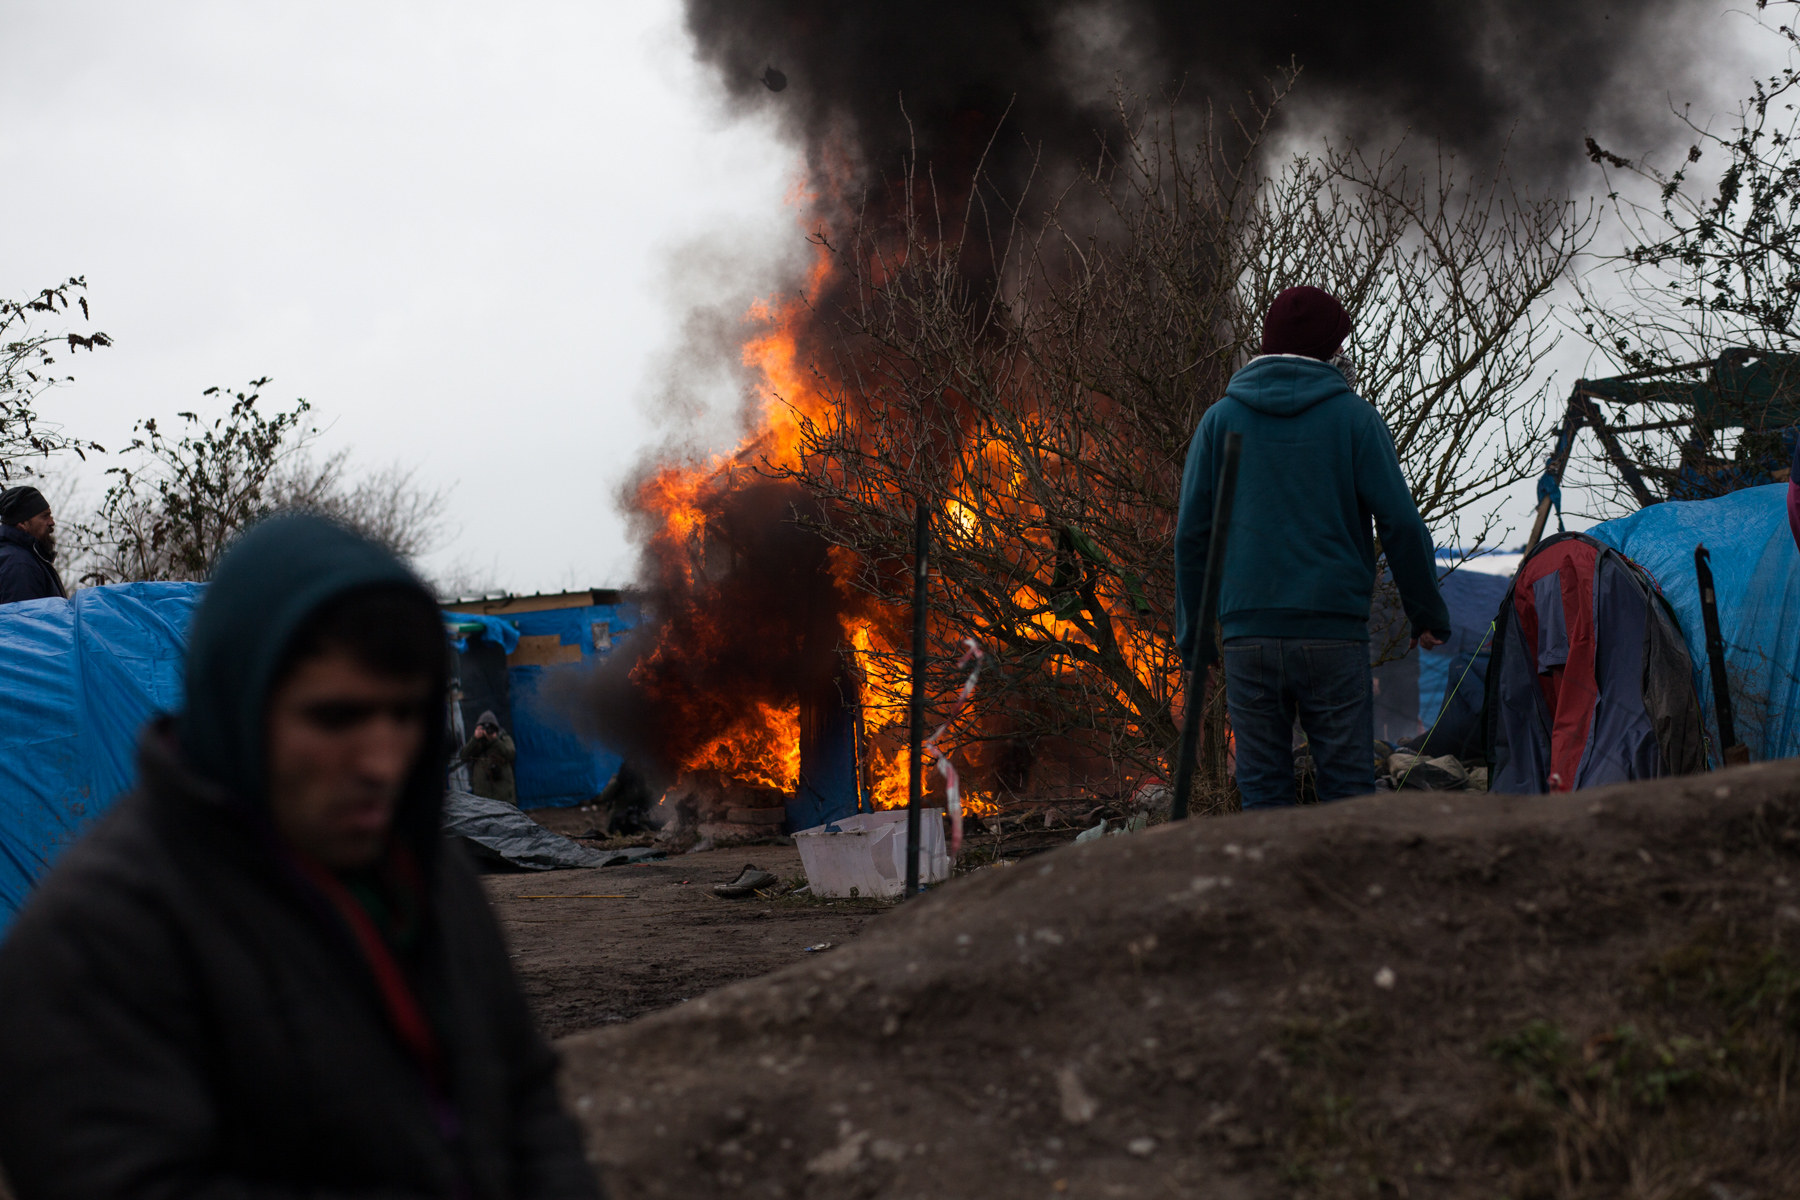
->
xmin=507 ymin=634 xmax=584 ymax=668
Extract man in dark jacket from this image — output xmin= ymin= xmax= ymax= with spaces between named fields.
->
xmin=0 ymin=485 xmax=66 ymax=604
xmin=458 ymin=709 xmax=519 ymax=805
xmin=1176 ymin=287 xmax=1451 ymax=808
xmin=0 ymin=515 xmax=601 ymax=1199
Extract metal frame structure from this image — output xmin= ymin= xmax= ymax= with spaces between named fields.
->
xmin=1523 ymin=349 xmax=1800 ymax=557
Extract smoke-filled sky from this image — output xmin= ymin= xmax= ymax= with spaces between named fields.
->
xmin=0 ymin=1 xmax=1784 ymax=591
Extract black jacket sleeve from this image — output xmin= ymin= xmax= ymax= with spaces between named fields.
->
xmin=435 ymin=860 xmax=602 ymax=1200
xmin=0 ymin=871 xmax=435 ymax=1200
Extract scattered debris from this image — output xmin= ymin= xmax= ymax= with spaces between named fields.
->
xmin=713 ymin=864 xmax=778 ymax=899
xmin=1386 ymin=750 xmax=1471 ymax=791
xmin=1130 ymin=779 xmax=1173 ymax=818
xmin=802 ymin=942 xmax=832 ymax=953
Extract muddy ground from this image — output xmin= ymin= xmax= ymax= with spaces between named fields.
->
xmin=550 ymin=765 xmax=1800 ymax=1199
xmin=483 ymin=839 xmax=880 ymax=1039
xmin=498 ymin=806 xmax=1094 ymax=1037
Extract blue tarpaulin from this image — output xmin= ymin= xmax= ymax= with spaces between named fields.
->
xmin=1371 ymin=567 xmax=1511 ymax=752
xmin=444 ymin=611 xmax=521 ymax=655
xmin=0 ymin=582 xmax=647 ymax=927
xmin=0 ymin=583 xmax=201 ymax=931
xmin=1588 ymin=483 xmax=1800 ymax=765
xmin=505 ymin=601 xmax=639 ymax=808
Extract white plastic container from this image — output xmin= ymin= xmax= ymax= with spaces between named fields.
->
xmin=792 ymin=810 xmax=951 ymax=898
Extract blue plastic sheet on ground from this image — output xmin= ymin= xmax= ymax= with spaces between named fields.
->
xmin=1588 ymin=484 xmax=1800 ymax=765
xmin=0 ymin=583 xmax=202 ymax=932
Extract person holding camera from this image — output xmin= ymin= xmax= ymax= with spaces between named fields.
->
xmin=457 ymin=710 xmax=518 ymax=805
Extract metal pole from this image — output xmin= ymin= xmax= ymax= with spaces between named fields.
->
xmin=1170 ymin=432 xmax=1244 ymax=821
xmin=1695 ymin=544 xmax=1750 ymax=765
xmin=905 ymin=499 xmax=930 ymax=897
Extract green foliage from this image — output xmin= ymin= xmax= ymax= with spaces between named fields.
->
xmin=77 ymin=380 xmax=315 ymax=584
xmin=0 ymin=277 xmax=109 ymax=480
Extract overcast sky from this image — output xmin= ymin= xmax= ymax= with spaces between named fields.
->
xmin=0 ymin=0 xmax=795 ymax=594
xmin=0 ymin=2 xmax=1785 ymax=593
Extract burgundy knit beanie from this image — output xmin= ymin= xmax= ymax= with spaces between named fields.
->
xmin=1260 ymin=286 xmax=1351 ymax=360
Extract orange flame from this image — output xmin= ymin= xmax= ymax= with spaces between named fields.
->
xmin=685 ymin=700 xmax=801 ymax=793
xmin=634 ymin=183 xmax=1174 ymax=810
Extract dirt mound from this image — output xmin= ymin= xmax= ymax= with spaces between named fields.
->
xmin=560 ymin=764 xmax=1800 ymax=1198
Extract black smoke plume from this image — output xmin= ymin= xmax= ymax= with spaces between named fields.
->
xmin=686 ymin=0 xmax=1711 ymax=194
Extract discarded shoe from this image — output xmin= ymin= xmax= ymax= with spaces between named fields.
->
xmin=713 ymin=864 xmax=779 ymax=898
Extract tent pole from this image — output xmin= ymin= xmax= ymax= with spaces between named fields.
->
xmin=1695 ymin=544 xmax=1750 ymax=766
xmin=1521 ymin=396 xmax=1587 ymax=562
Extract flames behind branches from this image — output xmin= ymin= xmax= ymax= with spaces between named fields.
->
xmin=578 ymin=0 xmax=1678 ymax=805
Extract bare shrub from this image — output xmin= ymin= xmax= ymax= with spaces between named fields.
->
xmin=75 ymin=380 xmax=449 ymax=584
xmin=774 ymin=82 xmax=1587 ymax=795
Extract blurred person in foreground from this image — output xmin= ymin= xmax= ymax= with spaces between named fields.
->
xmin=457 ymin=710 xmax=518 ymax=804
xmin=0 ymin=485 xmax=66 ymax=604
xmin=0 ymin=515 xmax=600 ymax=1199
xmin=1176 ymin=286 xmax=1450 ymax=808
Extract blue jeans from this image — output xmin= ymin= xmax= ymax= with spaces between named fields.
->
xmin=1220 ymin=637 xmax=1374 ymax=809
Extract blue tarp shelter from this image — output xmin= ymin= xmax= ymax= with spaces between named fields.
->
xmin=0 ymin=583 xmax=201 ymax=932
xmin=0 ymin=581 xmax=642 ymax=929
xmin=505 ymin=599 xmax=639 ymax=808
xmin=1589 ymin=483 xmax=1800 ymax=765
xmin=442 ymin=593 xmax=642 ymax=809
xmin=1371 ymin=567 xmax=1511 ymax=754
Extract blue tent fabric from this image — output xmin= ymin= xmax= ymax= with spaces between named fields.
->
xmin=506 ymin=601 xmax=638 ymax=809
xmin=1371 ymin=568 xmax=1510 ymax=753
xmin=443 ymin=611 xmax=520 ymax=655
xmin=0 ymin=583 xmax=201 ymax=931
xmin=1484 ymin=533 xmax=1703 ymax=793
xmin=1588 ymin=484 xmax=1800 ymax=765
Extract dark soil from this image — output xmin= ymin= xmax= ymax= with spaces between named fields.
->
xmin=483 ymin=839 xmax=888 ymax=1038
xmin=556 ymin=763 xmax=1800 ymax=1199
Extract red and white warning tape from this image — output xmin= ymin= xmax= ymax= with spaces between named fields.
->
xmin=924 ymin=638 xmax=985 ymax=858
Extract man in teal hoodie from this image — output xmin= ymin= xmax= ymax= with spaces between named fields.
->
xmin=1176 ymin=287 xmax=1450 ymax=807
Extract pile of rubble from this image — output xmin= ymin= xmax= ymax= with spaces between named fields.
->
xmin=653 ymin=770 xmax=789 ymax=852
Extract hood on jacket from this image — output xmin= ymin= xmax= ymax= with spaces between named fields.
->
xmin=1223 ymin=354 xmax=1357 ymax=418
xmin=178 ymin=515 xmax=447 ymax=853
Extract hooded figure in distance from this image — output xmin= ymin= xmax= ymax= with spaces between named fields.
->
xmin=0 ymin=515 xmax=600 ymax=1198
xmin=457 ymin=709 xmax=518 ymax=805
xmin=1176 ymin=287 xmax=1450 ymax=807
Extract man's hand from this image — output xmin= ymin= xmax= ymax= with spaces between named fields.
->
xmin=473 ymin=726 xmax=491 ymax=741
xmin=1411 ymin=631 xmax=1446 ymax=651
